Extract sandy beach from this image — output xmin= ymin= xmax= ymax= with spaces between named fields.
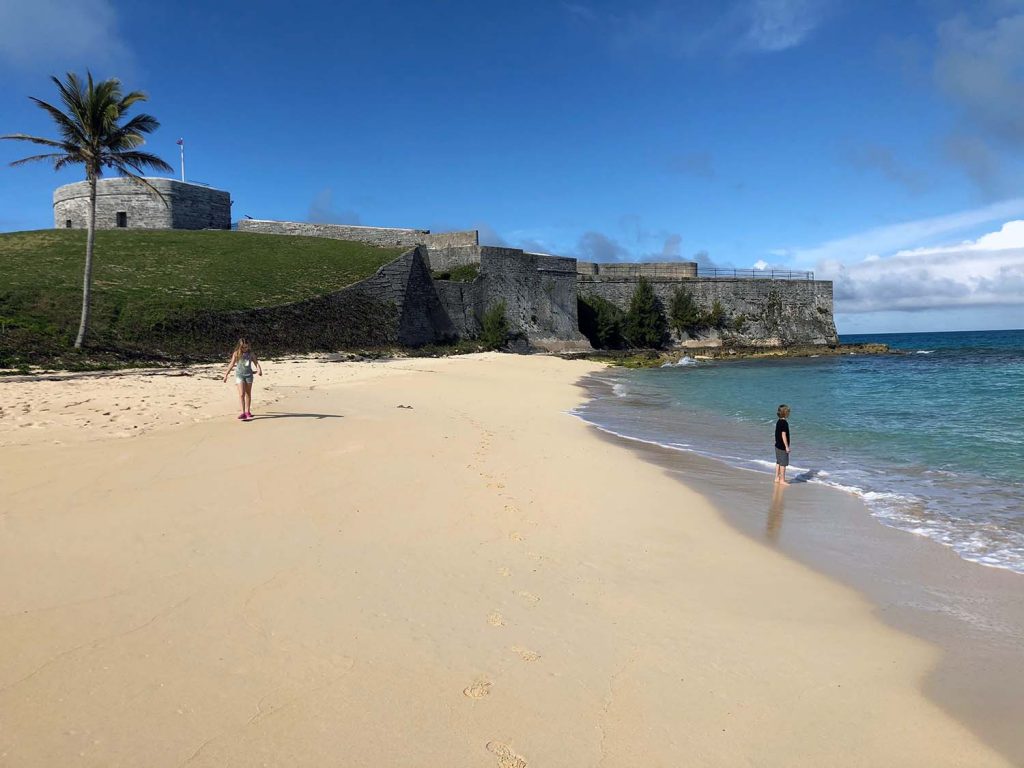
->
xmin=0 ymin=353 xmax=1015 ymax=766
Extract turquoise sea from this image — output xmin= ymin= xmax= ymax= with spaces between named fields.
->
xmin=573 ymin=329 xmax=1024 ymax=574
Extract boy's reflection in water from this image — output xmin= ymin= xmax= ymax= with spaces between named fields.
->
xmin=767 ymin=483 xmax=786 ymax=542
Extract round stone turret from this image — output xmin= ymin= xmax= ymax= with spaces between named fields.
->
xmin=53 ymin=177 xmax=231 ymax=230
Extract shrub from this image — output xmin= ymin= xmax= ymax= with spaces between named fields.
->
xmin=623 ymin=277 xmax=668 ymax=349
xmin=668 ymin=287 xmax=703 ymax=336
xmin=578 ymin=294 xmax=626 ymax=349
xmin=704 ymin=299 xmax=727 ymax=329
xmin=732 ymin=313 xmax=748 ymax=332
xmin=481 ymin=300 xmax=510 ymax=350
xmin=431 ymin=263 xmax=480 ymax=282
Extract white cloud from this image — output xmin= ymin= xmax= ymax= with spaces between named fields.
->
xmin=789 ymin=198 xmax=1024 ymax=265
xmin=0 ymin=0 xmax=132 ymax=72
xmin=565 ymin=0 xmax=833 ymax=57
xmin=820 ymin=220 xmax=1024 ymax=313
xmin=753 ymin=259 xmax=770 ymax=270
xmin=743 ymin=0 xmax=834 ymax=52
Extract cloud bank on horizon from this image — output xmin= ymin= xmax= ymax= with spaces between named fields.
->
xmin=820 ymin=219 xmax=1024 ymax=314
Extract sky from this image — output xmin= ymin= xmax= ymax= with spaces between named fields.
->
xmin=1 ymin=0 xmax=1023 ymax=334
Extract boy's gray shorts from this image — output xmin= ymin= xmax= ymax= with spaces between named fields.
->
xmin=775 ymin=448 xmax=789 ymax=467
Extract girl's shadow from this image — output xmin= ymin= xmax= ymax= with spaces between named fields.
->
xmin=247 ymin=412 xmax=344 ymax=421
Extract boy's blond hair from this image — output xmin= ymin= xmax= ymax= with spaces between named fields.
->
xmin=777 ymin=404 xmax=790 ymax=418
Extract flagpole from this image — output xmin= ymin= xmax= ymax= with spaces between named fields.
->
xmin=178 ymin=138 xmax=185 ymax=182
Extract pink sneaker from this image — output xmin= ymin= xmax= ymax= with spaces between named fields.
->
xmin=237 ymin=413 xmax=247 ymax=420
xmin=245 ymin=411 xmax=253 ymax=419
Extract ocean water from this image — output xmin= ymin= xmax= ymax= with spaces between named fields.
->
xmin=573 ymin=329 xmax=1024 ymax=574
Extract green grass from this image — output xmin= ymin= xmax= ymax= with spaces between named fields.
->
xmin=0 ymin=229 xmax=404 ymax=366
xmin=431 ymin=263 xmax=480 ymax=282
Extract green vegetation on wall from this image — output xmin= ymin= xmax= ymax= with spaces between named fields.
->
xmin=481 ymin=300 xmax=510 ymax=350
xmin=623 ymin=276 xmax=668 ymax=349
xmin=431 ymin=263 xmax=479 ymax=282
xmin=668 ymin=286 xmax=729 ymax=336
xmin=578 ymin=294 xmax=626 ymax=349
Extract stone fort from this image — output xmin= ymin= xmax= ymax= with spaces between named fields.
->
xmin=51 ymin=178 xmax=837 ymax=351
xmin=53 ymin=178 xmax=231 ymax=231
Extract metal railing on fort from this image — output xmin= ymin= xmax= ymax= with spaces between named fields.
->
xmin=699 ymin=267 xmax=814 ymax=280
xmin=579 ymin=265 xmax=815 ymax=280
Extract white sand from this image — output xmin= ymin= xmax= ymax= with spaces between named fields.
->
xmin=0 ymin=354 xmax=1011 ymax=766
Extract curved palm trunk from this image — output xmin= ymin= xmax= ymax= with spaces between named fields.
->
xmin=74 ymin=176 xmax=97 ymax=349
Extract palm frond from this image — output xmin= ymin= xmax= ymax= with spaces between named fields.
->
xmin=27 ymin=97 xmax=86 ymax=145
xmin=118 ymin=90 xmax=149 ymax=111
xmin=116 ymin=113 xmax=160 ymax=136
xmin=110 ymin=150 xmax=174 ymax=175
xmin=0 ymin=133 xmax=69 ymax=149
xmin=9 ymin=152 xmax=71 ymax=168
xmin=11 ymin=70 xmax=171 ymax=186
xmin=52 ymin=73 xmax=89 ymax=139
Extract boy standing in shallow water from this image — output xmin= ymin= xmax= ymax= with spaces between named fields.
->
xmin=774 ymin=404 xmax=791 ymax=485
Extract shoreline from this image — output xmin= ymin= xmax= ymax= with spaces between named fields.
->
xmin=577 ymin=342 xmax=892 ymax=369
xmin=577 ymin=412 xmax=1024 ymax=765
xmin=0 ymin=354 xmax=1017 ymax=765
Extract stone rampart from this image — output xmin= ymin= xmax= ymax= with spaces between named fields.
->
xmin=578 ymin=274 xmax=837 ymax=345
xmin=237 ymin=219 xmax=482 ymax=273
xmin=434 ymin=279 xmax=484 ymax=337
xmin=237 ymin=219 xmax=431 ymax=248
xmin=577 ymin=261 xmax=698 ymax=279
xmin=480 ymin=249 xmax=589 ymax=351
xmin=54 ymin=178 xmax=230 ymax=230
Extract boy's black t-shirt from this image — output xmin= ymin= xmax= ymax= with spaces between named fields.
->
xmin=775 ymin=418 xmax=790 ymax=450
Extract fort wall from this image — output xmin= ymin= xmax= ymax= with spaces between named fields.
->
xmin=578 ymin=273 xmax=837 ymax=346
xmin=228 ymin=218 xmax=837 ymax=348
xmin=237 ymin=219 xmax=479 ymax=271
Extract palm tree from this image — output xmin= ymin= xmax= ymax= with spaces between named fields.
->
xmin=2 ymin=72 xmax=172 ymax=348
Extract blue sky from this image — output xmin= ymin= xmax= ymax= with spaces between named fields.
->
xmin=2 ymin=0 xmax=1023 ymax=333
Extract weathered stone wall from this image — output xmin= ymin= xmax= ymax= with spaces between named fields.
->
xmin=434 ymin=279 xmax=484 ymax=337
xmin=577 ymin=261 xmax=698 ymax=279
xmin=425 ymin=230 xmax=478 ymax=249
xmin=53 ymin=178 xmax=230 ymax=230
xmin=345 ymin=246 xmax=456 ymax=346
xmin=425 ymin=245 xmax=481 ymax=273
xmin=578 ymin=274 xmax=838 ymax=346
xmin=480 ymin=248 xmax=589 ymax=351
xmin=237 ymin=219 xmax=431 ymax=247
xmin=237 ymin=219 xmax=481 ymax=273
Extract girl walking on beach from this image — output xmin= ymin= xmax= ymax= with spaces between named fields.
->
xmin=222 ymin=338 xmax=262 ymax=420
xmin=774 ymin=404 xmax=791 ymax=485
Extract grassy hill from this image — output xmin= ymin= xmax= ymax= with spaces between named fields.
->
xmin=0 ymin=229 xmax=405 ymax=368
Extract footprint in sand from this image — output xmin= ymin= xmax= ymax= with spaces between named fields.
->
xmin=486 ymin=741 xmax=528 ymax=768
xmin=497 ymin=567 xmax=511 ymax=578
xmin=511 ymin=646 xmax=540 ymax=662
xmin=515 ymin=591 xmax=540 ymax=606
xmin=508 ymin=532 xmax=523 ymax=542
xmin=487 ymin=611 xmax=506 ymax=627
xmin=463 ymin=679 xmax=492 ymax=699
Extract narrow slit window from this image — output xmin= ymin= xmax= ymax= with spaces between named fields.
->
xmin=65 ymin=219 xmax=72 ymax=228
xmin=116 ymin=211 xmax=128 ymax=228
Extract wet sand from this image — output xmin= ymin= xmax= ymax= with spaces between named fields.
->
xmin=0 ymin=354 xmax=1017 ymax=766
xmin=585 ymin=406 xmax=1024 ymax=766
